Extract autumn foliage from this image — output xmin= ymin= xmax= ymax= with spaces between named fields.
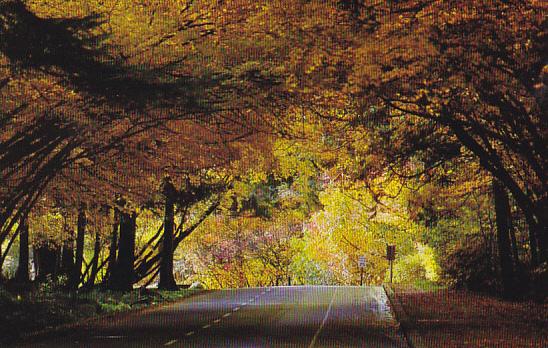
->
xmin=0 ymin=0 xmax=546 ymax=301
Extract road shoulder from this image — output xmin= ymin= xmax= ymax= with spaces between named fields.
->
xmin=384 ymin=284 xmax=548 ymax=348
xmin=383 ymin=284 xmax=414 ymax=348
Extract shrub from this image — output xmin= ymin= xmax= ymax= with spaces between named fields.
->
xmin=440 ymin=235 xmax=499 ymax=293
xmin=393 ymin=244 xmax=441 ymax=284
xmin=98 ymin=302 xmax=131 ymax=313
xmin=531 ymin=261 xmax=548 ymax=302
xmin=37 ymin=275 xmax=68 ymax=294
xmin=189 ymin=281 xmax=205 ymax=290
xmin=393 ymin=253 xmax=426 ymax=283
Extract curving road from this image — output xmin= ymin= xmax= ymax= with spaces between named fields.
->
xmin=21 ymin=286 xmax=408 ymax=347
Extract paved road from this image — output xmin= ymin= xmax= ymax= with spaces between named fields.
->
xmin=21 ymin=286 xmax=408 ymax=347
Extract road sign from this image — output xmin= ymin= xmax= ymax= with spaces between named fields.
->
xmin=386 ymin=245 xmax=396 ymax=261
xmin=358 ymin=255 xmax=366 ymax=286
xmin=358 ymin=255 xmax=366 ymax=268
xmin=386 ymin=245 xmax=396 ymax=283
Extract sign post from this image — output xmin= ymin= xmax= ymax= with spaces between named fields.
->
xmin=386 ymin=245 xmax=396 ymax=283
xmin=358 ymin=255 xmax=366 ymax=286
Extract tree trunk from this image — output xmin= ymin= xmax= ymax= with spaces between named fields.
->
xmin=0 ymin=228 xmax=18 ymax=282
xmin=109 ymin=204 xmax=135 ymax=291
xmin=532 ymin=205 xmax=547 ymax=263
xmin=493 ymin=180 xmax=515 ymax=299
xmin=531 ymin=206 xmax=548 ymax=300
xmin=34 ymin=243 xmax=59 ymax=282
xmin=447 ymin=120 xmax=545 ymax=266
xmin=14 ymin=217 xmax=30 ymax=284
xmin=105 ymin=207 xmax=119 ymax=283
xmin=508 ymin=219 xmax=520 ymax=270
xmin=523 ymin=210 xmax=540 ymax=267
xmin=134 ymin=200 xmax=219 ymax=283
xmin=159 ymin=177 xmax=178 ymax=290
xmin=60 ymin=237 xmax=74 ymax=278
xmin=69 ymin=205 xmax=86 ymax=290
xmin=86 ymin=229 xmax=101 ymax=287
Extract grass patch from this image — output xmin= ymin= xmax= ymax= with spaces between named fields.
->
xmin=0 ymin=286 xmax=201 ymax=346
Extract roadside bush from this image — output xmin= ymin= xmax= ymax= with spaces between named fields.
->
xmin=37 ymin=275 xmax=68 ymax=294
xmin=290 ymin=257 xmax=336 ymax=285
xmin=393 ymin=253 xmax=426 ymax=283
xmin=0 ymin=286 xmax=200 ymax=345
xmin=393 ymin=244 xmax=441 ymax=284
xmin=98 ymin=301 xmax=131 ymax=313
xmin=0 ymin=287 xmax=16 ymax=306
xmin=531 ymin=261 xmax=548 ymax=302
xmin=440 ymin=235 xmax=499 ymax=293
xmin=189 ymin=281 xmax=205 ymax=290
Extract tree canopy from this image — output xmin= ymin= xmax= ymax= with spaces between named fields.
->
xmin=0 ymin=0 xmax=546 ymax=300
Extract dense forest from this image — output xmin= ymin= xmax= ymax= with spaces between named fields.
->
xmin=0 ymin=0 xmax=546 ymax=303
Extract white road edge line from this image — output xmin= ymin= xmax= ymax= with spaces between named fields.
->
xmin=223 ymin=313 xmax=232 ymax=318
xmin=308 ymin=292 xmax=336 ymax=348
xmin=214 ymin=319 xmax=221 ymax=323
xmin=202 ymin=324 xmax=211 ymax=329
xmin=185 ymin=331 xmax=195 ymax=336
xmin=233 ymin=307 xmax=240 ymax=311
xmin=164 ymin=339 xmax=178 ymax=346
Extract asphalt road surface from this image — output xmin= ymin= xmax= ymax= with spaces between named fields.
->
xmin=21 ymin=286 xmax=408 ymax=347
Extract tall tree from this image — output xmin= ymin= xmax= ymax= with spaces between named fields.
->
xmin=0 ymin=0 xmax=273 ymax=257
xmin=158 ymin=176 xmax=178 ymax=290
xmin=493 ymin=180 xmax=516 ymax=299
xmin=86 ymin=227 xmax=101 ymax=287
xmin=276 ymin=0 xmax=548 ymax=266
xmin=357 ymin=0 xmax=546 ymax=264
xmin=108 ymin=199 xmax=136 ymax=291
xmin=69 ymin=204 xmax=86 ymax=290
xmin=34 ymin=242 xmax=59 ymax=282
xmin=14 ymin=217 xmax=30 ymax=284
xmin=60 ymin=238 xmax=74 ymax=279
xmin=105 ymin=207 xmax=119 ymax=284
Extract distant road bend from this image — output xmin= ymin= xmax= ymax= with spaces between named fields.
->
xmin=22 ymin=286 xmax=408 ymax=347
